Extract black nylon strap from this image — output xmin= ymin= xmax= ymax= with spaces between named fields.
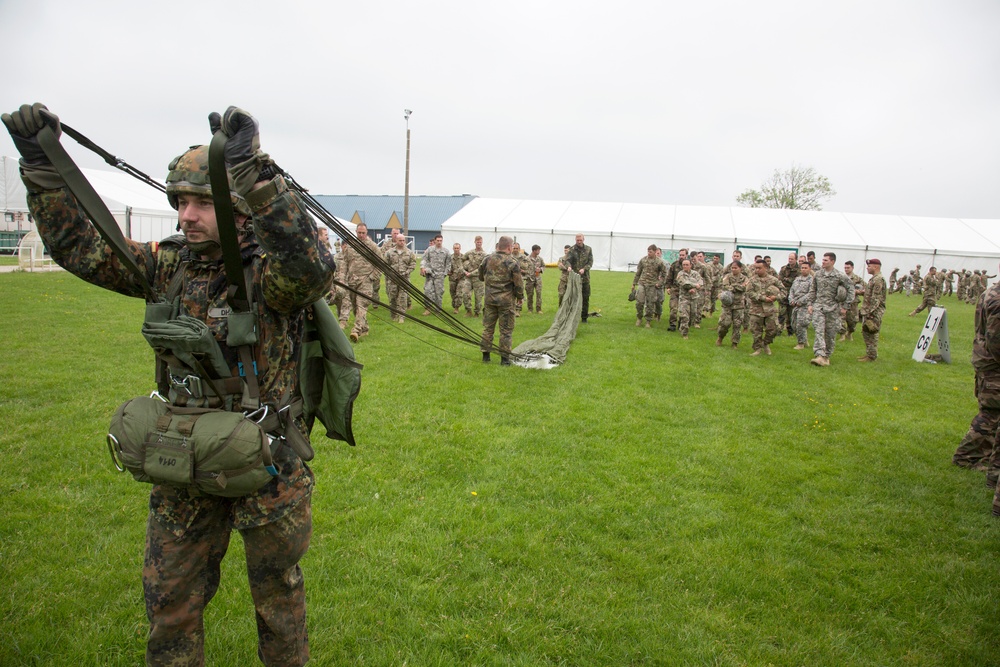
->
xmin=36 ymin=125 xmax=157 ymax=302
xmin=208 ymin=131 xmax=251 ymax=311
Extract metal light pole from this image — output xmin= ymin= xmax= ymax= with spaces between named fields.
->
xmin=403 ymin=109 xmax=412 ymax=238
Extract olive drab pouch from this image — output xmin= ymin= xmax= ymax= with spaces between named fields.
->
xmin=107 ymin=396 xmax=280 ymax=497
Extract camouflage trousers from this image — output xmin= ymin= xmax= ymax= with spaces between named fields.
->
xmin=717 ymin=306 xmax=745 ymax=345
xmin=469 ymin=278 xmax=485 ymax=315
xmin=525 ymin=276 xmax=542 ymax=312
xmin=481 ymin=299 xmax=516 ymax=355
xmin=557 ymin=275 xmax=567 ymax=307
xmin=749 ymin=309 xmax=778 ymax=351
xmin=668 ymin=288 xmax=679 ymax=328
xmin=811 ymin=308 xmax=841 ymax=359
xmin=912 ymin=295 xmax=936 ymax=315
xmin=840 ymin=302 xmax=859 ymax=334
xmin=340 ymin=279 xmax=375 ymax=337
xmin=654 ymin=286 xmax=665 ymax=319
xmin=424 ymin=274 xmax=445 ymax=309
xmin=387 ymin=281 xmax=408 ymax=323
xmin=708 ymin=283 xmax=720 ymax=314
xmin=450 ymin=276 xmax=470 ymax=311
xmin=635 ymin=284 xmax=658 ymax=322
xmin=861 ymin=311 xmax=883 ymax=359
xmin=677 ymin=294 xmax=698 ymax=335
xmin=954 ymin=372 xmax=1000 ymax=469
xmin=792 ymin=306 xmax=811 ymax=345
xmin=144 ymin=497 xmax=311 ymax=667
xmin=778 ymin=298 xmax=794 ymax=333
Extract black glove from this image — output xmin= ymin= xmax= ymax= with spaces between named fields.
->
xmin=208 ymin=106 xmax=260 ymax=167
xmin=2 ymin=103 xmax=60 ymax=166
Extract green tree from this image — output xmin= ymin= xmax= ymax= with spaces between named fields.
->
xmin=736 ymin=165 xmax=836 ymax=211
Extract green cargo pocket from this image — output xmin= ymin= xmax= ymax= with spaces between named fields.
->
xmin=144 ymin=442 xmax=194 ymax=486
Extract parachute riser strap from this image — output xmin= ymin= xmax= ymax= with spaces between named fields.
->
xmin=36 ymin=125 xmax=157 ymax=302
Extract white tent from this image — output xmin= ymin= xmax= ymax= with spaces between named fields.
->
xmin=1 ymin=155 xmax=177 ymax=242
xmin=441 ymin=198 xmax=1000 ymax=274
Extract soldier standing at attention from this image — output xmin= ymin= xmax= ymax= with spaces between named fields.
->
xmin=788 ymin=261 xmax=814 ymax=350
xmin=479 ymin=235 xmax=524 ymax=366
xmin=448 ymin=242 xmax=467 ymax=314
xmin=716 ymin=261 xmax=750 ymax=348
xmin=5 ymin=103 xmax=333 ymax=665
xmin=632 ymin=244 xmax=667 ymax=328
xmin=808 ymin=251 xmax=854 ymax=366
xmin=858 ymin=258 xmax=886 ymax=362
xmin=526 ymin=244 xmax=546 ymax=313
xmin=463 ymin=235 xmax=487 ymax=317
xmin=420 ymin=233 xmax=450 ymax=314
xmin=567 ymin=233 xmax=594 ymax=323
xmin=556 ymin=244 xmax=571 ymax=307
xmin=839 ymin=260 xmax=864 ymax=340
xmin=747 ymin=259 xmax=784 ymax=356
xmin=385 ymin=233 xmax=417 ymax=323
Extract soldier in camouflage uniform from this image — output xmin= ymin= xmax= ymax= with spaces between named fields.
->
xmin=526 ymin=244 xmax=546 ymax=313
xmin=693 ymin=251 xmax=712 ymax=325
xmin=667 ymin=248 xmax=689 ymax=331
xmin=511 ymin=242 xmax=532 ymax=316
xmin=707 ymin=254 xmax=724 ymax=315
xmin=838 ymin=260 xmax=864 ymax=340
xmin=479 ymin=235 xmax=524 ymax=365
xmin=384 ymin=233 xmax=417 ymax=323
xmin=777 ymin=252 xmax=799 ymax=336
xmin=4 ymin=103 xmax=333 ymax=666
xmin=909 ymin=266 xmax=941 ymax=316
xmin=654 ymin=248 xmax=671 ymax=321
xmin=807 ymin=252 xmax=854 ymax=366
xmin=788 ymin=261 xmax=814 ymax=350
xmin=716 ymin=262 xmax=750 ymax=347
xmin=338 ymin=223 xmax=382 ymax=342
xmin=567 ymin=233 xmax=594 ymax=323
xmin=556 ymin=244 xmax=571 ymax=307
xmin=632 ymin=244 xmax=667 ymax=327
xmin=858 ymin=258 xmax=886 ymax=362
xmin=448 ymin=243 xmax=468 ymax=314
xmin=463 ymin=235 xmax=488 ymax=316
xmin=674 ymin=258 xmax=703 ymax=338
xmin=420 ymin=234 xmax=450 ymax=313
xmin=889 ymin=267 xmax=900 ymax=294
xmin=747 ymin=259 xmax=785 ymax=356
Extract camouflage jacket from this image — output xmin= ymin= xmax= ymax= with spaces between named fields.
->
xmin=385 ymin=245 xmax=417 ymax=281
xmin=464 ymin=248 xmax=488 ymax=281
xmin=778 ymin=263 xmax=799 ymax=290
xmin=694 ymin=262 xmax=712 ymax=293
xmin=422 ymin=245 xmax=451 ymax=278
xmin=747 ymin=273 xmax=785 ymax=315
xmin=721 ymin=272 xmax=750 ymax=309
xmin=972 ymin=282 xmax=1000 ymax=374
xmin=788 ymin=275 xmax=814 ymax=308
xmin=338 ymin=235 xmax=382 ymax=285
xmin=861 ymin=273 xmax=887 ymax=317
xmin=527 ymin=254 xmax=546 ymax=282
xmin=923 ymin=273 xmax=941 ymax=300
xmin=809 ymin=267 xmax=854 ymax=313
xmin=479 ymin=250 xmax=524 ymax=304
xmin=846 ymin=272 xmax=864 ymax=305
xmin=449 ymin=253 xmax=467 ymax=281
xmin=566 ymin=243 xmax=594 ymax=283
xmin=675 ymin=269 xmax=703 ymax=296
xmin=633 ymin=255 xmax=667 ymax=287
xmin=27 ymin=177 xmax=334 ymax=534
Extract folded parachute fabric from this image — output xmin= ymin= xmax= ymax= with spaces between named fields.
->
xmin=512 ymin=273 xmax=583 ymax=368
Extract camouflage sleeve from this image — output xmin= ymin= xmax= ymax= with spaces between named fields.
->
xmin=27 ymin=187 xmax=156 ymax=299
xmin=633 ymin=259 xmax=644 ymax=285
xmin=249 ymin=178 xmax=335 ymax=313
xmin=511 ymin=259 xmax=524 ymax=301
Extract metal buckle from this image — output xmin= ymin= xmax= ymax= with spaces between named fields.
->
xmin=169 ymin=374 xmax=203 ymax=399
xmin=106 ymin=434 xmax=125 ymax=472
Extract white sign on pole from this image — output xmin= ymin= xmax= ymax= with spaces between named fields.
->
xmin=912 ymin=306 xmax=951 ymax=364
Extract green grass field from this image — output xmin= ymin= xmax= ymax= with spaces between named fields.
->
xmin=1 ymin=268 xmax=997 ymax=666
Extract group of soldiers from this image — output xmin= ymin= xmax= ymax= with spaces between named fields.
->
xmin=632 ymin=248 xmax=890 ymax=366
xmin=888 ymin=265 xmax=994 ymax=303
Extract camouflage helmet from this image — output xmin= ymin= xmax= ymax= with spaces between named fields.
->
xmin=165 ymin=145 xmax=251 ymax=217
xmin=720 ymin=290 xmax=734 ymax=307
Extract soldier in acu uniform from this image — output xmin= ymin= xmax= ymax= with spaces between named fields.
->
xmin=807 ymin=251 xmax=854 ymax=366
xmin=384 ymin=234 xmax=417 ymax=323
xmin=479 ymin=235 xmax=524 ymax=365
xmin=338 ymin=222 xmax=382 ymax=342
xmin=858 ymin=258 xmax=886 ymax=362
xmin=420 ymin=233 xmax=450 ymax=313
xmin=716 ymin=262 xmax=750 ymax=348
xmin=674 ymin=258 xmax=703 ymax=338
xmin=788 ymin=261 xmax=814 ymax=350
xmin=4 ymin=103 xmax=333 ymax=666
xmin=526 ymin=244 xmax=546 ymax=313
xmin=463 ymin=235 xmax=488 ymax=316
xmin=448 ymin=242 xmax=468 ymax=314
xmin=632 ymin=244 xmax=667 ymax=328
xmin=910 ymin=266 xmax=941 ymax=317
xmin=747 ymin=259 xmax=785 ymax=356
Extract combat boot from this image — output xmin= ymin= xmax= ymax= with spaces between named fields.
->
xmin=349 ymin=332 xmax=359 ymax=343
xmin=482 ymin=352 xmax=491 ymax=363
xmin=845 ymin=332 xmax=853 ymax=341
xmin=908 ymin=310 xmax=917 ymax=316
xmin=636 ymin=318 xmax=642 ymax=327
xmin=750 ymin=349 xmax=762 ymax=357
xmin=645 ymin=321 xmax=651 ymax=328
xmin=764 ymin=345 xmax=772 ymax=356
xmin=716 ymin=338 xmax=723 ymax=347
xmin=857 ymin=355 xmax=873 ymax=362
xmin=793 ymin=344 xmax=805 ymax=350
xmin=500 ymin=356 xmax=511 ymax=366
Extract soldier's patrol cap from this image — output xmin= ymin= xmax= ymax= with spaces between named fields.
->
xmin=866 ymin=258 xmax=881 ymax=266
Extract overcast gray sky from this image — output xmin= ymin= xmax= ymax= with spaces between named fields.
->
xmin=2 ymin=0 xmax=998 ymax=218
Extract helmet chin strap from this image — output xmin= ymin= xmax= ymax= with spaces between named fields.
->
xmin=187 ymin=239 xmax=221 ymax=256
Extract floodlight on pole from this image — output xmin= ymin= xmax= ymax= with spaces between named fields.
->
xmin=403 ymin=109 xmax=412 ymax=237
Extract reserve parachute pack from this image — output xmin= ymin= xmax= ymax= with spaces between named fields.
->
xmin=38 ymin=124 xmax=360 ymax=498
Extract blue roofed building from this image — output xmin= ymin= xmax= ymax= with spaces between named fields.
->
xmin=313 ymin=194 xmax=477 ymax=251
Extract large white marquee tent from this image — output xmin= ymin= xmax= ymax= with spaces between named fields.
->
xmin=441 ymin=198 xmax=1000 ymax=274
